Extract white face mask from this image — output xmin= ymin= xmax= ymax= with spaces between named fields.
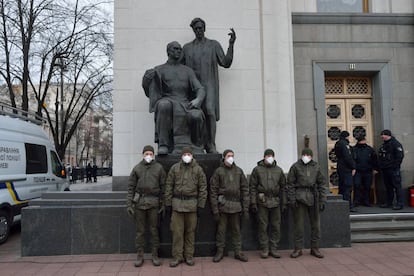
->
xmin=265 ymin=156 xmax=274 ymax=165
xmin=301 ymin=155 xmax=311 ymax=164
xmin=225 ymin=156 xmax=234 ymax=165
xmin=143 ymin=155 xmax=153 ymax=163
xmin=182 ymin=155 xmax=192 ymax=164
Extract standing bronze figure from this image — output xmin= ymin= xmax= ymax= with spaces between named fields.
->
xmin=182 ymin=18 xmax=236 ymax=153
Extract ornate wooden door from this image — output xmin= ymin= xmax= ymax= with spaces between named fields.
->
xmin=325 ymin=77 xmax=373 ymax=194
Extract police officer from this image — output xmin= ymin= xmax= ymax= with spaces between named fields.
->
xmin=378 ymin=130 xmax=404 ymax=210
xmin=287 ymin=148 xmax=327 ymax=259
xmin=210 ymin=149 xmax=249 ymax=262
xmin=126 ymin=145 xmax=166 ymax=267
xmin=334 ymin=130 xmax=356 ymax=211
xmin=249 ymin=149 xmax=287 ymax=259
xmin=353 ymin=135 xmax=378 ymax=207
xmin=164 ymin=147 xmax=207 ymax=267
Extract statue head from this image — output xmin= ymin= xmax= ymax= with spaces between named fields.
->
xmin=190 ymin=17 xmax=206 ymax=39
xmin=166 ymin=41 xmax=182 ymax=60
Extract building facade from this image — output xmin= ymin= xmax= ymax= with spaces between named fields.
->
xmin=114 ymin=0 xmax=413 ymax=201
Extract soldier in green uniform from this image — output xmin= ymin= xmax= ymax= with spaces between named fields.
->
xmin=126 ymin=145 xmax=166 ymax=267
xmin=210 ymin=149 xmax=249 ymax=262
xmin=164 ymin=147 xmax=207 ymax=267
xmin=249 ymin=149 xmax=287 ymax=259
xmin=287 ymin=148 xmax=327 ymax=259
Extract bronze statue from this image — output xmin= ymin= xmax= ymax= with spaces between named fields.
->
xmin=142 ymin=41 xmax=206 ymax=155
xmin=182 ymin=18 xmax=236 ymax=153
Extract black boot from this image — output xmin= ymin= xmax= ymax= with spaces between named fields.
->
xmin=213 ymin=248 xmax=224 ymax=262
xmin=134 ymin=250 xmax=144 ymax=267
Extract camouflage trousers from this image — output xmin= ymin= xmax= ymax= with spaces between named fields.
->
xmin=256 ymin=206 xmax=281 ymax=250
xmin=292 ymin=202 xmax=320 ymax=249
xmin=134 ymin=208 xmax=159 ymax=251
xmin=215 ymin=212 xmax=242 ymax=253
xmin=170 ymin=211 xmax=197 ymax=260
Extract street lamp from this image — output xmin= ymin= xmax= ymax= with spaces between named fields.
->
xmin=55 ymin=57 xmax=68 ymax=138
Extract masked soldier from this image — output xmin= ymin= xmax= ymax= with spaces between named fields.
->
xmin=249 ymin=149 xmax=287 ymax=259
xmin=164 ymin=147 xmax=207 ymax=267
xmin=378 ymin=129 xmax=404 ymax=210
xmin=287 ymin=148 xmax=327 ymax=259
xmin=126 ymin=145 xmax=166 ymax=267
xmin=210 ymin=149 xmax=249 ymax=262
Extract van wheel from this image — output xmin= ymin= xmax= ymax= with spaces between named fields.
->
xmin=0 ymin=210 xmax=10 ymax=244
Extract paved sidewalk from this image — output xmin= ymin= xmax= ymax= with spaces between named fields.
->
xmin=1 ymin=236 xmax=414 ymax=276
xmin=2 ymin=179 xmax=414 ymax=275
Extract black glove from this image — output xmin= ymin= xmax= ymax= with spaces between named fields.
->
xmin=319 ymin=202 xmax=325 ymax=212
xmin=213 ymin=212 xmax=220 ymax=223
xmin=250 ymin=204 xmax=258 ymax=213
xmin=127 ymin=206 xmax=135 ymax=218
xmin=242 ymin=211 xmax=249 ymax=221
xmin=197 ymin=207 xmax=203 ymax=217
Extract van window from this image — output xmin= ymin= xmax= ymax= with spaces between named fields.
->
xmin=50 ymin=151 xmax=63 ymax=177
xmin=25 ymin=143 xmax=47 ymax=174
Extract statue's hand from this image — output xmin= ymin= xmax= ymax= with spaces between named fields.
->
xmin=228 ymin=28 xmax=236 ymax=44
xmin=189 ymin=98 xmax=201 ymax=109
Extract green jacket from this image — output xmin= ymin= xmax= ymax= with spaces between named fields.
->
xmin=127 ymin=160 xmax=166 ymax=210
xmin=210 ymin=162 xmax=249 ymax=214
xmin=164 ymin=159 xmax=207 ymax=212
xmin=250 ymin=160 xmax=287 ymax=208
xmin=287 ymin=159 xmax=327 ymax=207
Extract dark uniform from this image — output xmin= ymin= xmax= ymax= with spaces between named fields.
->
xmin=334 ymin=131 xmax=355 ymax=209
xmin=287 ymin=148 xmax=327 ymax=258
xmin=249 ymin=149 xmax=287 ymax=258
xmin=353 ymin=137 xmax=377 ymax=207
xmin=378 ymin=130 xmax=404 ymax=209
xmin=210 ymin=149 xmax=249 ymax=262
xmin=126 ymin=145 xmax=166 ymax=267
xmin=164 ymin=148 xmax=207 ymax=267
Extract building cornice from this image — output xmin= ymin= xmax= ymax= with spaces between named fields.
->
xmin=292 ymin=13 xmax=414 ymax=25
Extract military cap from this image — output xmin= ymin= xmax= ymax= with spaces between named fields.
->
xmin=181 ymin=147 xmax=193 ymax=155
xmin=142 ymin=145 xmax=154 ymax=154
xmin=264 ymin=148 xmax=275 ymax=157
xmin=340 ymin=131 xmax=350 ymax=138
xmin=380 ymin=129 xmax=392 ymax=136
xmin=301 ymin=148 xmax=313 ymax=156
xmin=222 ymin=149 xmax=234 ymax=158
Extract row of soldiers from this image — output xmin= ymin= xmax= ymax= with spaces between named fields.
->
xmin=126 ymin=145 xmax=327 ymax=268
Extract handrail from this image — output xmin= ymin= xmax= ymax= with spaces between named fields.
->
xmin=0 ymin=101 xmax=46 ymax=125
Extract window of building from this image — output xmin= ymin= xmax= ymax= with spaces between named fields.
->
xmin=317 ymin=0 xmax=369 ymax=13
xmin=25 ymin=143 xmax=47 ymax=174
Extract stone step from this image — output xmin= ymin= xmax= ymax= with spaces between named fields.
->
xmin=350 ymin=213 xmax=414 ymax=221
xmin=351 ymin=220 xmax=414 ymax=231
xmin=350 ymin=213 xmax=414 ymax=243
xmin=352 ymin=230 xmax=414 ymax=243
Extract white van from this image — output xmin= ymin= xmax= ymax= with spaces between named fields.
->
xmin=0 ymin=106 xmax=69 ymax=244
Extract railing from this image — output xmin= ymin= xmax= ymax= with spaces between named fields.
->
xmin=0 ymin=101 xmax=46 ymax=125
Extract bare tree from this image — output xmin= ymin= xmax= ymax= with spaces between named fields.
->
xmin=0 ymin=0 xmax=113 ymax=160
